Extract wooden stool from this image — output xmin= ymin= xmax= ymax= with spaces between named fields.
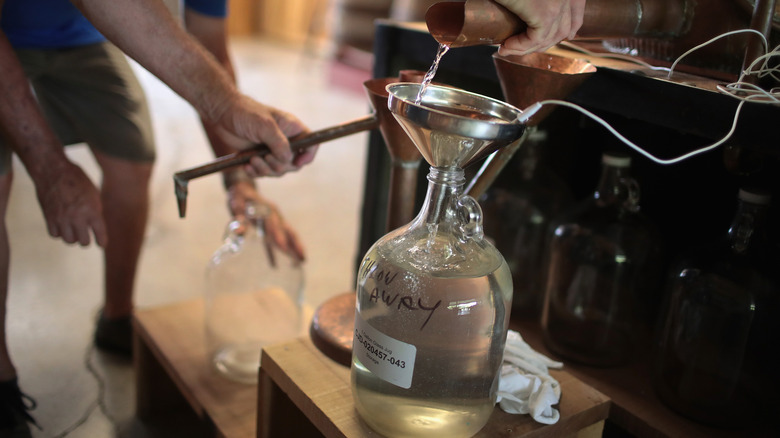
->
xmin=133 ymin=299 xmax=257 ymax=437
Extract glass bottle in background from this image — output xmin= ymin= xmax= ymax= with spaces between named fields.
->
xmin=653 ymin=188 xmax=779 ymax=428
xmin=541 ymin=153 xmax=663 ymax=367
xmin=351 ymin=165 xmax=513 ymax=438
xmin=480 ymin=128 xmax=572 ymax=318
xmin=204 ymin=204 xmax=305 ymax=384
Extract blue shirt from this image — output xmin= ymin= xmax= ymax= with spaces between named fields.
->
xmin=1 ymin=0 xmax=227 ymax=49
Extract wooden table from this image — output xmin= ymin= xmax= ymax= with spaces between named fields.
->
xmin=133 ymin=299 xmax=257 ymax=438
xmin=258 ymin=336 xmax=611 ymax=438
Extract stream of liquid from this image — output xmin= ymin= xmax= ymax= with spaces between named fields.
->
xmin=414 ymin=43 xmax=450 ymax=104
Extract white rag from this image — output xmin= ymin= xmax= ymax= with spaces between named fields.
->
xmin=495 ymin=330 xmax=564 ymax=424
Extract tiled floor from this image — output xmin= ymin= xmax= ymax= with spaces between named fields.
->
xmin=6 ymin=37 xmax=370 ymax=437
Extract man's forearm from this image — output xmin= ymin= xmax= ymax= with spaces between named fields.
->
xmin=71 ymin=0 xmax=239 ymax=123
xmin=0 ymin=33 xmax=73 ymax=180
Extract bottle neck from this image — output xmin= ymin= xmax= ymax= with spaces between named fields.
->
xmin=728 ymin=200 xmax=769 ymax=256
xmin=594 ymin=163 xmax=639 ymax=211
xmin=417 ymin=166 xmax=465 ymax=226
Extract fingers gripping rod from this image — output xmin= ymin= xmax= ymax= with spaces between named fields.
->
xmin=174 ymin=114 xmax=379 ymax=218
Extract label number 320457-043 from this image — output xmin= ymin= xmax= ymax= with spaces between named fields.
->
xmin=353 ymin=313 xmax=416 ymax=389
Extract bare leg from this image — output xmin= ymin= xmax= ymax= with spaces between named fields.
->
xmin=0 ymin=172 xmax=16 ymax=381
xmin=92 ymin=152 xmax=153 ymax=320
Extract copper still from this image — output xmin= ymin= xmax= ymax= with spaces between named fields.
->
xmin=426 ymin=0 xmax=778 ymax=78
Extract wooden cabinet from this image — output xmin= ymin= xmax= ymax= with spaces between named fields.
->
xmin=360 ymin=20 xmax=780 ymax=437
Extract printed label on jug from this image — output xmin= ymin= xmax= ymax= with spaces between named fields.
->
xmin=354 ymin=313 xmax=416 ymax=389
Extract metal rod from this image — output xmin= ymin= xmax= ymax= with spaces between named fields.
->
xmin=174 ymin=114 xmax=379 ymax=218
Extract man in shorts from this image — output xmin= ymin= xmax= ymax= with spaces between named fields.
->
xmin=0 ymin=0 xmax=312 ymax=435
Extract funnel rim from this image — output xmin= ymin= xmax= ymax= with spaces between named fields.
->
xmin=386 ymin=82 xmax=524 ymax=135
xmin=386 ymin=82 xmax=526 ymax=168
xmin=492 ymin=51 xmax=598 ymax=75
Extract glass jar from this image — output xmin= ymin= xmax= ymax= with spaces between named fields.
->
xmin=480 ymin=128 xmax=572 ymax=317
xmin=204 ymin=204 xmax=304 ymax=383
xmin=653 ymin=188 xmax=778 ymax=427
xmin=541 ymin=153 xmax=662 ymax=366
xmin=351 ymin=166 xmax=513 ymax=438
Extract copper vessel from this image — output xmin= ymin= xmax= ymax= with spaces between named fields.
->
xmin=426 ymin=0 xmax=778 ymax=76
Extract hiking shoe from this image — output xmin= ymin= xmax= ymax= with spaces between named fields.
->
xmin=94 ymin=311 xmax=133 ymax=358
xmin=0 ymin=378 xmax=39 ymax=438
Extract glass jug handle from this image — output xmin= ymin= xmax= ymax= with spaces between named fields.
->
xmin=620 ymin=177 xmax=641 ymax=213
xmin=456 ymin=195 xmax=485 ymax=241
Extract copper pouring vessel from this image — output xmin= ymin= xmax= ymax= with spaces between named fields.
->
xmin=426 ymin=0 xmax=778 ymax=77
xmin=425 ymin=0 xmax=692 ymax=48
xmin=465 ymin=52 xmax=597 ymax=198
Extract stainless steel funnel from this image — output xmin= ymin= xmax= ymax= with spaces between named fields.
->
xmin=386 ymin=83 xmax=526 ymax=169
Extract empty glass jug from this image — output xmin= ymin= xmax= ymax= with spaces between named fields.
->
xmin=653 ymin=188 xmax=779 ymax=427
xmin=541 ymin=153 xmax=662 ymax=366
xmin=204 ymin=204 xmax=304 ymax=383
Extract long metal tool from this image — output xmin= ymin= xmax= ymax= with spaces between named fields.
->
xmin=174 ymin=114 xmax=379 ymax=218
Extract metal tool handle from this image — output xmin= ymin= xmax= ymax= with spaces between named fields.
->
xmin=174 ymin=114 xmax=379 ymax=217
xmin=175 ymin=114 xmax=379 ymax=182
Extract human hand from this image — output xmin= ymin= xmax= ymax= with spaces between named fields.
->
xmin=211 ymin=94 xmax=318 ymax=177
xmin=34 ymin=161 xmax=107 ymax=247
xmin=495 ymin=0 xmax=586 ymax=56
xmin=226 ymin=178 xmax=306 ymax=262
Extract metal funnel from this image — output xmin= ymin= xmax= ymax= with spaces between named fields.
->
xmin=386 ymin=82 xmax=526 ymax=169
xmin=492 ymin=52 xmax=596 ymax=126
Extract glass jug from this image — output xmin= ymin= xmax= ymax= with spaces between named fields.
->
xmin=350 ymin=81 xmax=523 ymax=438
xmin=204 ymin=204 xmax=304 ymax=383
xmin=541 ymin=153 xmax=662 ymax=366
xmin=351 ymin=166 xmax=512 ymax=437
xmin=653 ymin=188 xmax=778 ymax=427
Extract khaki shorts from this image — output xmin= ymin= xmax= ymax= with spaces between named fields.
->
xmin=0 ymin=42 xmax=155 ymax=174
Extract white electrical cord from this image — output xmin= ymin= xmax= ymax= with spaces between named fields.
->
xmin=542 ymin=30 xmax=780 ymax=165
xmin=519 ymin=99 xmax=745 ymax=165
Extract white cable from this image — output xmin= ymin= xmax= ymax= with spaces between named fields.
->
xmin=546 ymin=28 xmax=779 ymax=165
xmin=559 ymin=41 xmax=669 ymax=71
xmin=561 ymin=30 xmax=779 ymax=105
xmin=528 ymin=99 xmax=746 ymax=165
xmin=668 ymin=29 xmax=768 ymax=81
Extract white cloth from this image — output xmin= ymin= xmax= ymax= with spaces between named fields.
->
xmin=495 ymin=330 xmax=564 ymax=424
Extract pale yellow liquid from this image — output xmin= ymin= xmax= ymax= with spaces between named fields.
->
xmin=351 ymin=240 xmax=512 ymax=437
